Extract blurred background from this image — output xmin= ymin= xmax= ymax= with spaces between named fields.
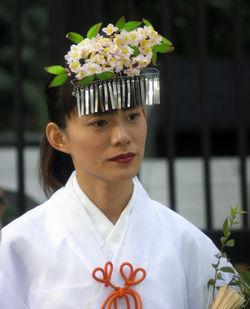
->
xmin=0 ymin=0 xmax=249 ymax=264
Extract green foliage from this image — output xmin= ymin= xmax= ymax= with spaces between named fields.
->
xmin=66 ymin=32 xmax=84 ymax=44
xmin=49 ymin=73 xmax=68 ymax=87
xmin=0 ymin=0 xmax=48 ymax=132
xmin=162 ymin=37 xmax=173 ymax=47
xmin=129 ymin=45 xmax=140 ymax=56
xmin=208 ymin=206 xmax=250 ymax=307
xmin=115 ymin=16 xmax=126 ymax=30
xmin=143 ymin=18 xmax=153 ymax=28
xmin=44 ymin=65 xmax=66 ymax=75
xmin=152 ymin=41 xmax=174 ymax=65
xmin=77 ymin=75 xmax=94 ymax=86
xmin=152 ymin=50 xmax=157 ymax=65
xmin=96 ymin=71 xmax=115 ymax=81
xmin=87 ymin=23 xmax=102 ymax=39
xmin=123 ymin=21 xmax=142 ymax=31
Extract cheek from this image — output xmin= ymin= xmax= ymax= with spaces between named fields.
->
xmin=70 ymin=134 xmax=108 ymax=161
xmin=137 ymin=120 xmax=147 ymax=145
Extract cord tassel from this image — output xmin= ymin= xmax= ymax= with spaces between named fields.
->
xmin=92 ymin=261 xmax=146 ymax=309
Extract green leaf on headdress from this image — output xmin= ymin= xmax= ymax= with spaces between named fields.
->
xmin=44 ymin=65 xmax=66 ymax=75
xmin=49 ymin=73 xmax=68 ymax=87
xmin=77 ymin=75 xmax=95 ymax=86
xmin=116 ymin=16 xmax=126 ymax=30
xmin=143 ymin=18 xmax=154 ymax=29
xmin=123 ymin=21 xmax=142 ymax=32
xmin=152 ymin=50 xmax=157 ymax=65
xmin=66 ymin=32 xmax=84 ymax=44
xmin=129 ymin=45 xmax=140 ymax=56
xmin=153 ymin=42 xmax=174 ymax=54
xmin=96 ymin=71 xmax=115 ymax=81
xmin=87 ymin=23 xmax=102 ymax=39
xmin=153 ymin=43 xmax=169 ymax=54
xmin=162 ymin=36 xmax=173 ymax=47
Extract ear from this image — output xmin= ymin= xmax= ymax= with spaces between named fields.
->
xmin=46 ymin=122 xmax=70 ymax=154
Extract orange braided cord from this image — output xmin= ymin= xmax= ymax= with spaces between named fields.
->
xmin=92 ymin=261 xmax=146 ymax=309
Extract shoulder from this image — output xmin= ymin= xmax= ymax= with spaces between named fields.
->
xmin=0 ymin=187 xmax=65 ymax=249
xmin=137 ymin=179 xmax=214 ymax=249
xmin=148 ymin=198 xmax=218 ymax=259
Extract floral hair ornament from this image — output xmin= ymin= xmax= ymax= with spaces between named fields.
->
xmin=45 ymin=17 xmax=174 ymax=116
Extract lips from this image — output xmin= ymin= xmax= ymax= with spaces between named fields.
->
xmin=110 ymin=153 xmax=136 ymax=163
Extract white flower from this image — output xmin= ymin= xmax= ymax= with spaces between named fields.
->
xmin=124 ymin=66 xmax=140 ymax=76
xmin=116 ymin=45 xmax=134 ymax=58
xmin=126 ymin=30 xmax=143 ymax=46
xmin=119 ymin=30 xmax=130 ymax=45
xmin=69 ymin=61 xmax=81 ymax=73
xmin=63 ymin=21 xmax=168 ymax=81
xmin=65 ymin=44 xmax=82 ymax=62
xmin=102 ymin=23 xmax=118 ymax=36
xmin=84 ymin=62 xmax=102 ymax=75
xmin=132 ymin=54 xmax=151 ymax=69
xmin=75 ymin=67 xmax=88 ymax=80
xmin=109 ymin=59 xmax=123 ymax=73
xmin=87 ymin=53 xmax=106 ymax=66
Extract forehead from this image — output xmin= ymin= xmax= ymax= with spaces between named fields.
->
xmin=71 ymin=105 xmax=142 ymax=118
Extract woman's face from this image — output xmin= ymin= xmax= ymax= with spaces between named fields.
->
xmin=62 ymin=106 xmax=147 ymax=185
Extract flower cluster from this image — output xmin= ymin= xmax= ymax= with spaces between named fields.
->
xmin=45 ymin=17 xmax=174 ymax=87
xmin=65 ymin=24 xmax=162 ymax=79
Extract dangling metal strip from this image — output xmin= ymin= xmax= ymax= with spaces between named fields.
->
xmin=73 ymin=69 xmax=160 ymax=115
xmin=80 ymin=88 xmax=85 ymax=115
xmin=131 ymin=78 xmax=135 ymax=107
xmin=154 ymin=76 xmax=160 ymax=105
xmin=145 ymin=77 xmax=149 ymax=106
xmin=135 ymin=78 xmax=140 ymax=106
xmin=148 ymin=77 xmax=154 ymax=105
xmin=108 ymin=81 xmax=116 ymax=110
xmin=76 ymin=89 xmax=81 ymax=117
xmin=85 ymin=86 xmax=90 ymax=115
xmin=122 ymin=79 xmax=126 ymax=108
xmin=94 ymin=83 xmax=99 ymax=113
xmin=90 ymin=85 xmax=94 ymax=113
xmin=103 ymin=82 xmax=109 ymax=111
xmin=117 ymin=80 xmax=122 ymax=109
xmin=126 ymin=78 xmax=131 ymax=108
xmin=113 ymin=80 xmax=118 ymax=109
xmin=140 ymin=77 xmax=145 ymax=104
xmin=99 ymin=83 xmax=105 ymax=112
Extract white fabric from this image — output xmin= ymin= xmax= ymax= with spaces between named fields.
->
xmin=0 ymin=173 xmax=232 ymax=309
xmin=72 ymin=172 xmax=135 ymax=254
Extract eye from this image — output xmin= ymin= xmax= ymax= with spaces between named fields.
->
xmin=128 ymin=112 xmax=140 ymax=121
xmin=91 ymin=119 xmax=108 ymax=128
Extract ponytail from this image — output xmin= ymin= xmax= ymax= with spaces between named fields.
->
xmin=39 ymin=135 xmax=74 ymax=197
xmin=39 ymin=80 xmax=76 ymax=197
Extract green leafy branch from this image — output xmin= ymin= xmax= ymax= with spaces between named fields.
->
xmin=207 ymin=205 xmax=250 ymax=308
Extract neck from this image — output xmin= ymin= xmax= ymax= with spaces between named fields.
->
xmin=76 ymin=174 xmax=134 ymax=224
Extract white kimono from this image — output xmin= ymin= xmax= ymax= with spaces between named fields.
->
xmin=0 ymin=172 xmax=230 ymax=308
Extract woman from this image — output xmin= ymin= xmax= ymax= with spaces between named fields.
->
xmin=0 ymin=19 xmax=231 ymax=308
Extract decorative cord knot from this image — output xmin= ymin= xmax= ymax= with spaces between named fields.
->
xmin=117 ymin=287 xmax=125 ymax=298
xmin=92 ymin=261 xmax=146 ymax=309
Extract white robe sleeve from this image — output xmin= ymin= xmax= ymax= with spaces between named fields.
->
xmin=0 ymin=271 xmax=28 ymax=309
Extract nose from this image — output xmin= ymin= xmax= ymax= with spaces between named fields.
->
xmin=111 ymin=122 xmax=132 ymax=147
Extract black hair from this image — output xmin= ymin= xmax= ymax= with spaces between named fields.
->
xmin=39 ymin=80 xmax=75 ymax=197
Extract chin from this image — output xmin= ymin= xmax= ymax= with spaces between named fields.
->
xmin=106 ymin=168 xmax=139 ymax=183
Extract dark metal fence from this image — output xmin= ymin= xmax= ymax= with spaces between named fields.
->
xmin=2 ymin=0 xmax=249 ymax=263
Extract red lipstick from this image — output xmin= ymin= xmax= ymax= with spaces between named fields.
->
xmin=110 ymin=153 xmax=136 ymax=164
